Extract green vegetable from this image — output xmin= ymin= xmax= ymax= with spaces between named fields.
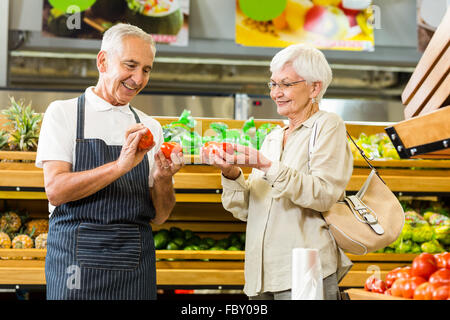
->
xmin=166 ymin=242 xmax=180 ymax=250
xmin=153 ymin=232 xmax=169 ymax=250
xmin=242 ymin=117 xmax=256 ymax=135
xmin=411 ymin=242 xmax=422 ymax=254
xmin=412 ymin=225 xmax=434 ymax=243
xmin=169 ymin=227 xmax=184 ymax=239
xmin=424 ymin=211 xmax=450 ymax=226
xmin=395 ymin=239 xmax=412 ymax=253
xmin=400 ymin=223 xmax=413 ymax=241
xmin=183 ymin=229 xmax=194 ymax=241
xmin=420 ymin=240 xmax=444 ymax=254
xmin=210 ymin=122 xmax=228 ymax=139
xmin=434 ymin=225 xmax=450 ymax=245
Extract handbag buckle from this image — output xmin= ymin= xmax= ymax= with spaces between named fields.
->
xmin=346 ymin=196 xmax=385 ymax=235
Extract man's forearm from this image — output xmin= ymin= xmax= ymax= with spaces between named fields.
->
xmin=151 ymin=177 xmax=176 ymax=225
xmin=44 ymin=161 xmax=123 ymax=206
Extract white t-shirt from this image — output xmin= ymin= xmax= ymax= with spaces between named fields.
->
xmin=36 ymin=87 xmax=163 ymax=214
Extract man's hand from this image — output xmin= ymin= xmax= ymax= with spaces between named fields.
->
xmin=150 ymin=150 xmax=184 ymax=225
xmin=153 ymin=149 xmax=184 ymax=181
xmin=116 ymin=123 xmax=155 ymax=175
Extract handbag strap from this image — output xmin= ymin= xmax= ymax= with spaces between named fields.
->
xmin=308 ymin=116 xmax=386 ymax=184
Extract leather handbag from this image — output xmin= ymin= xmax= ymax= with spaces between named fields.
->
xmin=308 ymin=119 xmax=405 ymax=255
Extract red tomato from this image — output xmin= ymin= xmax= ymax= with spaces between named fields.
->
xmin=435 ymin=252 xmax=450 ymax=269
xmin=397 ymin=266 xmax=412 ymax=280
xmin=432 ymin=285 xmax=450 ymax=300
xmin=391 ymin=278 xmax=408 ymax=297
xmin=371 ymin=279 xmax=387 ymax=294
xmin=429 ymin=268 xmax=450 ymax=287
xmin=203 ymin=141 xmax=234 ymax=155
xmin=364 ymin=275 xmax=377 ymax=291
xmin=413 ymin=282 xmax=439 ymax=300
xmin=160 ymin=142 xmax=182 ymax=159
xmin=412 ymin=253 xmax=438 ymax=280
xmin=138 ymin=128 xmax=154 ymax=150
xmin=402 ymin=276 xmax=426 ymax=299
xmin=385 ymin=267 xmax=402 ymax=288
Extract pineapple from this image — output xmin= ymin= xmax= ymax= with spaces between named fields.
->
xmin=0 ymin=211 xmax=22 ymax=233
xmin=0 ymin=130 xmax=9 ymax=150
xmin=1 ymin=96 xmax=43 ymax=151
xmin=0 ymin=231 xmax=12 ymax=260
xmin=26 ymin=219 xmax=49 ymax=237
xmin=35 ymin=233 xmax=47 ymax=249
xmin=0 ymin=232 xmax=11 ymax=248
xmin=12 ymin=234 xmax=34 ymax=260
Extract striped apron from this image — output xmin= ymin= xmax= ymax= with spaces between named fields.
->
xmin=45 ymin=94 xmax=157 ymax=300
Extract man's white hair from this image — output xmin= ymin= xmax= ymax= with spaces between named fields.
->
xmin=270 ymin=44 xmax=332 ymax=102
xmin=101 ymin=23 xmax=156 ymax=57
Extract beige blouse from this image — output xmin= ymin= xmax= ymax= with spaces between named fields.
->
xmin=221 ymin=110 xmax=354 ymax=296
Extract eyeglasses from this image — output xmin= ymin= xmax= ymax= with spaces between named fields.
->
xmin=267 ymin=80 xmax=306 ymax=90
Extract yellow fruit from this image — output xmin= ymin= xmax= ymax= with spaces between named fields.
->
xmin=12 ymin=234 xmax=34 ymax=260
xmin=0 ymin=232 xmax=11 ymax=248
xmin=0 ymin=212 xmax=22 ymax=233
xmin=12 ymin=234 xmax=33 ymax=249
xmin=285 ymin=0 xmax=313 ymax=31
xmin=26 ymin=219 xmax=49 ymax=237
xmin=35 ymin=233 xmax=47 ymax=249
xmin=0 ymin=232 xmax=12 ymax=260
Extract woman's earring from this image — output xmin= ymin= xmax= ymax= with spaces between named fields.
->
xmin=311 ymin=97 xmax=316 ymax=104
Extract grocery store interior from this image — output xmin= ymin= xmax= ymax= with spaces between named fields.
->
xmin=0 ymin=0 xmax=449 ymax=301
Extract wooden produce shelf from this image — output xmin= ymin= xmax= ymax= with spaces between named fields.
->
xmin=345 ymin=288 xmax=408 ymax=300
xmin=0 ymin=249 xmax=417 ymax=288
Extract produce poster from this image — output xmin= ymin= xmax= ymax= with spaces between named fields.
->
xmin=236 ymin=0 xmax=375 ymax=51
xmin=42 ymin=0 xmax=190 ymax=46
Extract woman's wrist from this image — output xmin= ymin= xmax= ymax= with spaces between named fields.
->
xmin=258 ymin=158 xmax=272 ymax=174
xmin=222 ymin=166 xmax=241 ymax=180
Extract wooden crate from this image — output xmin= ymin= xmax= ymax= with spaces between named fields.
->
xmin=385 ymin=106 xmax=450 ymax=159
xmin=401 ymin=8 xmax=450 ymax=118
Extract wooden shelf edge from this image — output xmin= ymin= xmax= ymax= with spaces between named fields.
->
xmin=345 ymin=288 xmax=407 ymax=300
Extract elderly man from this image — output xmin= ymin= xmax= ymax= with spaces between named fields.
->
xmin=36 ymin=23 xmax=184 ymax=300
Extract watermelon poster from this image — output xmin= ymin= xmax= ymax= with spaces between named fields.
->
xmin=236 ymin=0 xmax=375 ymax=51
xmin=42 ymin=0 xmax=190 ymax=46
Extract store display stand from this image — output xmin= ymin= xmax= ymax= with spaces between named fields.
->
xmin=386 ymin=8 xmax=450 ymax=159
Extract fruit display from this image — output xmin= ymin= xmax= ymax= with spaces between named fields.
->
xmin=153 ymin=227 xmax=245 ymax=252
xmin=364 ymin=252 xmax=450 ymax=299
xmin=349 ymin=132 xmax=400 ymax=160
xmin=375 ymin=202 xmax=450 ymax=254
xmin=0 ymin=210 xmax=49 ymax=259
xmin=0 ymin=96 xmax=42 ymax=152
xmin=162 ymin=110 xmax=280 ymax=155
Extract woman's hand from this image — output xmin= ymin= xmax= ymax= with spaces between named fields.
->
xmin=202 ymin=143 xmax=272 ymax=177
xmin=201 ymin=145 xmax=240 ymax=179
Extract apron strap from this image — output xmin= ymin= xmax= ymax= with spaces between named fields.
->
xmin=76 ymin=93 xmax=86 ymax=140
xmin=129 ymin=106 xmax=141 ymax=124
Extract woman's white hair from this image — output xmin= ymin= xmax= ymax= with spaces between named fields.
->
xmin=100 ymin=23 xmax=156 ymax=57
xmin=270 ymin=44 xmax=332 ymax=102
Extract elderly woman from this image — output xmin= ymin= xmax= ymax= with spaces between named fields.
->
xmin=204 ymin=44 xmax=353 ymax=300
